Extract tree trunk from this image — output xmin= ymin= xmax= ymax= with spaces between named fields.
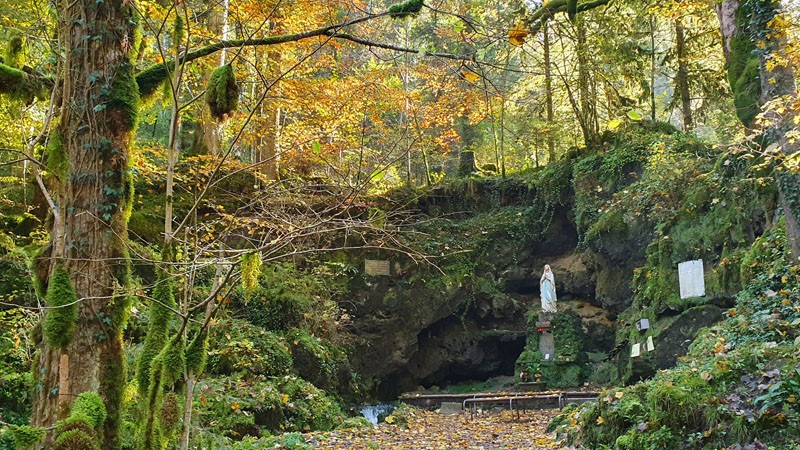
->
xmin=544 ymin=21 xmax=556 ymax=163
xmin=675 ymin=18 xmax=693 ymax=131
xmin=716 ymin=0 xmax=800 ymax=261
xmin=33 ymin=0 xmax=137 ymax=447
xmin=576 ymin=17 xmax=596 ymax=145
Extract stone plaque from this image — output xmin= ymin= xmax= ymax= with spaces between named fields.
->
xmin=636 ymin=319 xmax=650 ymax=331
xmin=678 ymin=259 xmax=705 ymax=299
xmin=645 ymin=336 xmax=655 ymax=352
xmin=440 ymin=402 xmax=463 ymax=415
xmin=365 ymin=259 xmax=391 ymax=276
xmin=539 ymin=332 xmax=555 ymax=360
xmin=631 ymin=343 xmax=641 ymax=358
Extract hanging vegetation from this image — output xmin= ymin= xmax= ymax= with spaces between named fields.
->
xmin=206 ymin=63 xmax=239 ymax=121
xmin=5 ymin=34 xmax=25 ymax=69
xmin=241 ymin=251 xmax=262 ymax=302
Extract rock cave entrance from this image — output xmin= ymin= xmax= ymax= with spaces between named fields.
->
xmin=376 ymin=316 xmax=527 ymax=398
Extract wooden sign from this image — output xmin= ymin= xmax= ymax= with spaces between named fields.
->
xmin=365 ymin=259 xmax=391 ymax=276
xmin=678 ymin=259 xmax=705 ymax=299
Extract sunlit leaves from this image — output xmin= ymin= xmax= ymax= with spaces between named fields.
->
xmin=509 ymin=22 xmax=530 ymax=46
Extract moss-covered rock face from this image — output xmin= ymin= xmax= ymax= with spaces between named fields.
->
xmin=553 ymin=224 xmax=800 ymax=449
xmin=340 ymin=124 xmax=776 ymax=395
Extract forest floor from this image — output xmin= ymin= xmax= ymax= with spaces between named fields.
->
xmin=308 ymin=408 xmax=561 ymax=450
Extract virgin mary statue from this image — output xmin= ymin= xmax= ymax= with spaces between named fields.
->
xmin=540 ymin=264 xmax=557 ymax=313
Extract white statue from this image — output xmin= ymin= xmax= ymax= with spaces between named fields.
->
xmin=540 ymin=264 xmax=557 ymax=313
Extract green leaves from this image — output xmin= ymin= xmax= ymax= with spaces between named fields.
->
xmin=626 ymin=109 xmax=643 ymax=121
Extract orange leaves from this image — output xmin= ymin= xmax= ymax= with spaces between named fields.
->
xmin=509 ymin=22 xmax=530 ymax=46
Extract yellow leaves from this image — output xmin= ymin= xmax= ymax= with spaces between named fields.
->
xmin=461 ymin=70 xmax=481 ymax=83
xmin=281 ymin=394 xmax=290 ymax=405
xmin=614 ymin=391 xmax=624 ymax=400
xmin=608 ymin=118 xmax=624 ymax=131
xmin=508 ymin=22 xmax=530 ymax=46
xmin=231 ymin=401 xmax=241 ymax=411
xmin=312 ymin=407 xmax=561 ymax=449
xmin=596 ymin=415 xmax=605 ymax=425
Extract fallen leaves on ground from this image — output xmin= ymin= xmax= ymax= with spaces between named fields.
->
xmin=309 ymin=408 xmax=561 ymax=449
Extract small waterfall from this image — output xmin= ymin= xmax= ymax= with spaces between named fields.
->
xmin=360 ymin=403 xmax=396 ymax=425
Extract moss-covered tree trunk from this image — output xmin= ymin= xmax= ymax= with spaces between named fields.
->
xmin=32 ymin=0 xmax=137 ymax=448
xmin=716 ymin=0 xmax=800 ymax=261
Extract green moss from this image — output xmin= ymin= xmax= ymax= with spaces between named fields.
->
xmin=159 ymin=334 xmax=186 ymax=386
xmin=8 ymin=425 xmax=43 ymax=450
xmin=55 ymin=417 xmax=95 ymax=438
xmin=567 ymin=0 xmax=578 ymax=22
xmin=726 ymin=3 xmax=762 ymax=127
xmin=388 ymin=0 xmax=424 ymax=18
xmin=108 ymin=61 xmax=140 ymax=133
xmin=135 ymin=273 xmax=176 ymax=391
xmin=185 ymin=332 xmax=208 ymax=375
xmin=0 ymin=61 xmax=47 ymax=103
xmin=457 ymin=150 xmax=476 ymax=177
xmin=206 ymin=64 xmax=239 ymax=121
xmin=135 ymin=63 xmax=172 ymax=99
xmin=172 ymin=15 xmax=184 ymax=50
xmin=46 ymin=132 xmax=68 ymax=181
xmin=5 ymin=34 xmax=25 ymax=69
xmin=130 ymin=16 xmax=143 ymax=63
xmin=52 ymin=428 xmax=100 ymax=450
xmin=70 ymin=391 xmax=107 ymax=428
xmin=43 ymin=266 xmax=78 ymax=348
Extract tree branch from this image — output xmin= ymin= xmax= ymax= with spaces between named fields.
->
xmin=135 ymin=11 xmax=470 ymax=98
xmin=0 ymin=62 xmax=51 ymax=103
xmin=525 ymin=0 xmax=612 ymax=35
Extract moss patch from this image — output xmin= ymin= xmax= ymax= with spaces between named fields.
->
xmin=108 ymin=61 xmax=140 ymax=133
xmin=388 ymin=0 xmax=424 ymax=18
xmin=206 ymin=64 xmax=239 ymax=121
xmin=43 ymin=267 xmax=78 ymax=348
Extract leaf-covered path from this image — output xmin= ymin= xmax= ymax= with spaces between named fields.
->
xmin=308 ymin=408 xmax=561 ymax=449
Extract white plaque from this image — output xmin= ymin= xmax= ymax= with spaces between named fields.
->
xmin=636 ymin=319 xmax=650 ymax=331
xmin=631 ymin=343 xmax=641 ymax=358
xmin=365 ymin=260 xmax=391 ymax=276
xmin=544 ymin=353 xmax=551 ymax=360
xmin=678 ymin=259 xmax=705 ymax=299
xmin=646 ymin=336 xmax=655 ymax=352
